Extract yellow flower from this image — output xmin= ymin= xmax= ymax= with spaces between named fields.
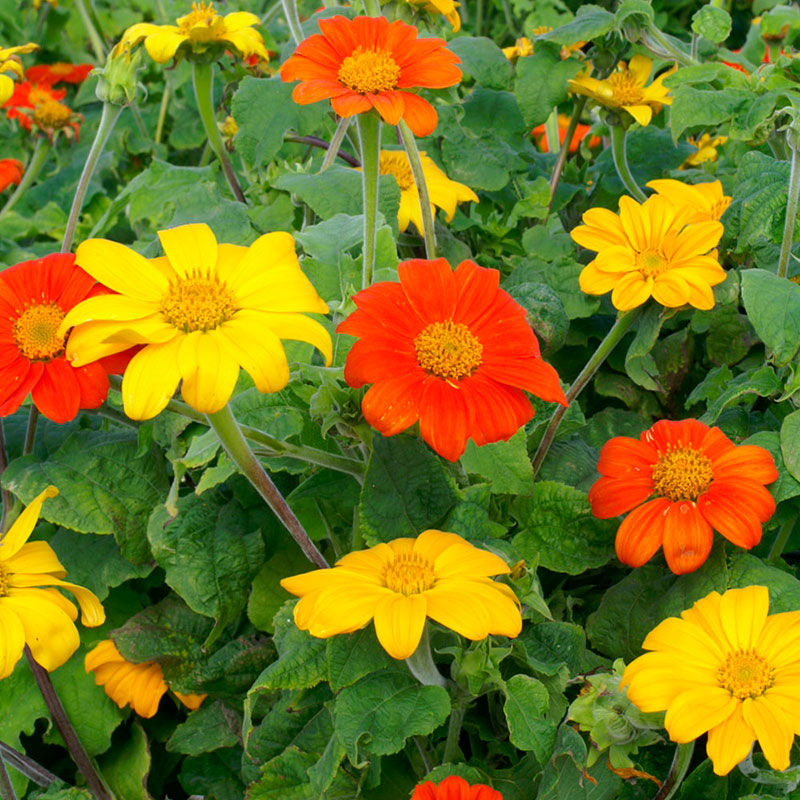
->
xmin=375 ymin=150 xmax=478 ymax=235
xmin=568 ymin=55 xmax=676 ymax=127
xmin=646 ymin=178 xmax=732 ymax=224
xmin=0 ymin=486 xmax=104 ymax=678
xmin=85 ymin=640 xmax=206 ymax=717
xmin=570 ymin=194 xmax=725 ymax=311
xmin=622 ymin=586 xmax=800 ymax=776
xmin=281 ymin=529 xmax=522 ymax=660
xmin=407 ymin=0 xmax=461 ymax=32
xmin=60 ymin=223 xmax=332 ymax=420
xmin=682 ymin=133 xmax=728 ymax=168
xmin=0 ymin=43 xmax=38 ymax=105
xmin=114 ymin=1 xmax=269 ymax=64
xmin=503 ymin=37 xmax=533 ymax=62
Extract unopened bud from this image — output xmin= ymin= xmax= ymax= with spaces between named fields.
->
xmin=94 ymin=47 xmax=142 ymax=106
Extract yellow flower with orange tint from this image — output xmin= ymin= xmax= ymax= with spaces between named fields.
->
xmin=622 ymin=586 xmax=800 ymax=776
xmin=682 ymin=133 xmax=728 ymax=168
xmin=60 ymin=223 xmax=332 ymax=421
xmin=281 ymin=530 xmax=521 ymax=659
xmin=568 ymin=55 xmax=676 ymax=127
xmin=503 ymin=37 xmax=534 ymax=62
xmin=0 ymin=43 xmax=38 ymax=105
xmin=407 ymin=0 xmax=461 ymax=32
xmin=85 ymin=640 xmax=206 ymax=717
xmin=571 ymin=194 xmax=725 ymax=310
xmin=0 ymin=487 xmax=104 ymax=678
xmin=647 ymin=178 xmax=731 ymax=224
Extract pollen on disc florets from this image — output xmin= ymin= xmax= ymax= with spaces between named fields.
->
xmin=160 ymin=275 xmax=237 ymax=332
xmin=383 ymin=552 xmax=437 ymax=595
xmin=414 ymin=320 xmax=483 ymax=382
xmin=651 ymin=445 xmax=714 ymax=502
xmin=337 ymin=47 xmax=401 ymax=94
xmin=718 ymin=650 xmax=774 ymax=699
xmin=609 ymin=69 xmax=645 ymax=105
xmin=33 ymin=99 xmax=72 ymax=129
xmin=13 ymin=302 xmax=67 ymax=361
xmin=380 ymin=152 xmax=415 ymax=191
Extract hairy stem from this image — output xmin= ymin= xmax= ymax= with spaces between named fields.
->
xmin=281 ymin=0 xmax=304 ymax=45
xmin=778 ymin=140 xmax=800 ymax=279
xmin=544 ymin=108 xmax=560 ymax=155
xmin=442 ymin=699 xmax=468 ymax=764
xmin=398 ymin=119 xmax=436 ymax=258
xmin=0 ymin=759 xmax=16 ymax=800
xmin=769 ymin=518 xmax=796 ymax=563
xmin=405 ymin=625 xmax=446 ymax=688
xmin=549 ymin=96 xmax=587 ymax=203
xmin=320 ymin=117 xmax=353 ymax=172
xmin=154 ymin=84 xmax=170 ymax=145
xmin=653 ymin=742 xmax=694 ymax=800
xmin=357 ymin=113 xmax=382 ymax=288
xmin=283 ymin=133 xmax=360 ymax=167
xmin=73 ymin=0 xmax=106 ymax=63
xmin=640 ymin=26 xmax=697 ymax=67
xmin=610 ymin=124 xmax=647 ymax=202
xmin=0 ymin=139 xmax=50 ymax=222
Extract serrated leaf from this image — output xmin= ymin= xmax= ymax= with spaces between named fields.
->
xmin=781 ymin=409 xmax=800 ymax=483
xmin=743 ymin=431 xmax=800 ymax=504
xmin=518 ymin=622 xmax=588 ymax=677
xmin=461 ymin=430 xmax=534 ymax=495
xmin=727 ymin=553 xmax=800 ymax=612
xmin=540 ymin=5 xmax=615 ymax=44
xmin=326 ymin=628 xmax=393 ymax=692
xmin=98 ymin=722 xmax=151 ymax=800
xmin=167 ymin=701 xmax=240 ymax=756
xmin=503 ymin=675 xmax=557 ymax=764
xmin=625 ymin=305 xmax=666 ymax=390
xmin=698 ymin=365 xmax=782 ymax=424
xmin=692 ymin=5 xmax=732 ymax=42
xmin=514 ymin=45 xmax=584 ymax=129
xmin=246 ymin=746 xmax=355 ymax=800
xmin=670 ymin=87 xmax=751 ymax=142
xmin=447 ymin=37 xmax=512 ymax=89
xmin=741 ymin=269 xmax=800 ymax=365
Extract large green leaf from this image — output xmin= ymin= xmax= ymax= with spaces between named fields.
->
xmin=503 ymin=675 xmax=557 ymax=765
xmin=741 ymin=269 xmax=800 ymax=365
xmin=447 ymin=37 xmax=512 ymax=90
xmin=98 ymin=722 xmax=151 ymax=800
xmin=167 ymin=701 xmax=240 ymax=756
xmin=513 ymin=45 xmax=583 ymax=129
xmin=461 ymin=430 xmax=533 ymax=495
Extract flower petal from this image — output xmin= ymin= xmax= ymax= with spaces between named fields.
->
xmin=178 ymin=331 xmax=240 ymax=415
xmin=157 ymin=224 xmax=218 ymax=280
xmin=373 ymin=593 xmax=427 ymax=659
xmin=121 ymin=338 xmax=183 ymax=421
xmin=74 ymin=239 xmax=169 ymax=301
xmin=0 ymin=607 xmax=25 ymax=679
xmin=0 ymin=486 xmax=58 ymax=560
xmin=719 ymin=585 xmax=769 ymax=652
xmin=615 ymin=497 xmax=670 ymax=567
xmin=742 ymin=696 xmax=794 ymax=772
xmin=705 ymin=703 xmax=755 ymax=776
xmin=663 ymin=686 xmax=738 ymax=742
xmin=661 ymin=501 xmax=713 ymax=575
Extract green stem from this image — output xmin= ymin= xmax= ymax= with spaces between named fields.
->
xmin=500 ymin=0 xmax=517 ymax=37
xmin=0 ymin=139 xmax=50 ymax=222
xmin=531 ymin=309 xmax=640 ymax=477
xmin=192 ymin=62 xmax=247 ymax=204
xmin=778 ymin=140 xmax=800 ymax=279
xmin=549 ymin=96 xmax=588 ymax=203
xmin=640 ymin=26 xmax=697 ymax=67
xmin=363 ymin=0 xmax=382 ymax=15
xmin=0 ymin=743 xmax=57 ymax=788
xmin=320 ymin=117 xmax=352 ymax=173
xmin=61 ymin=102 xmax=122 ymax=254
xmin=398 ymin=119 xmax=436 ymax=259
xmin=24 ymin=408 xmax=38 ymax=457
xmin=0 ymin=422 xmax=11 ymax=535
xmin=281 ymin=0 xmax=304 ymax=45
xmin=652 ymin=742 xmax=694 ymax=800
xmin=690 ymin=32 xmax=699 ymax=62
xmin=357 ymin=113 xmax=382 ymax=288
xmin=207 ymin=404 xmax=330 ymax=568
xmin=475 ymin=0 xmax=484 ymax=36
xmin=405 ymin=625 xmax=446 ymax=688
xmin=0 ymin=759 xmax=16 ymax=800
xmin=544 ymin=107 xmax=560 ymax=155
xmin=155 ymin=85 xmax=170 ymax=145
xmin=283 ymin=133 xmax=360 ymax=167
xmin=769 ymin=518 xmax=796 ymax=563
xmin=442 ymin=698 xmax=467 ymax=764
xmin=262 ymin=0 xmax=282 ymax=24
xmin=73 ymin=0 xmax=106 ymax=63
xmin=610 ymin=124 xmax=647 ymax=202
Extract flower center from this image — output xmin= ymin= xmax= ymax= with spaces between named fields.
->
xmin=33 ymin=99 xmax=71 ymax=129
xmin=414 ymin=320 xmax=483 ymax=382
xmin=337 ymin=47 xmax=401 ymax=94
xmin=160 ymin=276 xmax=237 ymax=333
xmin=379 ymin=152 xmax=414 ymax=190
xmin=636 ymin=249 xmax=667 ymax=278
xmin=718 ymin=650 xmax=774 ymax=699
xmin=651 ymin=446 xmax=714 ymax=502
xmin=609 ymin=70 xmax=645 ymax=106
xmin=383 ymin=552 xmax=436 ymax=595
xmin=13 ymin=302 xmax=67 ymax=360
xmin=178 ymin=1 xmax=219 ymax=32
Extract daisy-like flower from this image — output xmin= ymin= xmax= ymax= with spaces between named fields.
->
xmin=25 ymin=62 xmax=94 ymax=85
xmin=60 ymin=223 xmax=332 ymax=421
xmin=568 ymin=55 xmax=676 ymax=127
xmin=337 ymin=258 xmax=567 ymax=462
xmin=0 ymin=253 xmax=131 ymax=424
xmin=412 ymin=775 xmax=502 ymax=800
xmin=622 ymin=585 xmax=800 ymax=775
xmin=281 ymin=529 xmax=521 ymax=660
xmin=503 ymin=27 xmax=585 ymax=62
xmin=0 ymin=43 xmax=37 ymax=105
xmin=0 ymin=486 xmax=104 ymax=678
xmin=589 ymin=419 xmax=778 ymax=575
xmin=85 ymin=640 xmax=206 ymax=717
xmin=4 ymin=81 xmax=82 ymax=141
xmin=373 ymin=150 xmax=478 ymax=234
xmin=532 ymin=113 xmax=601 ymax=153
xmin=647 ymin=178 xmax=731 ymax=224
xmin=570 ymin=194 xmax=726 ymax=311
xmin=406 ymin=0 xmax=461 ymax=32
xmin=114 ymin=1 xmax=269 ymax=65
xmin=280 ymin=15 xmax=462 ymax=138
xmin=681 ymin=133 xmax=728 ymax=168
xmin=0 ymin=158 xmax=23 ymax=192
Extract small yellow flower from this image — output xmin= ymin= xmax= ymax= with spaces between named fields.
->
xmin=281 ymin=529 xmax=522 ymax=660
xmin=680 ymin=132 xmax=728 ymax=168
xmin=85 ymin=640 xmax=206 ymax=717
xmin=622 ymin=586 xmax=800 ymax=776
xmin=647 ymin=178 xmax=732 ymax=224
xmin=0 ymin=43 xmax=38 ymax=105
xmin=115 ymin=1 xmax=269 ymax=64
xmin=60 ymin=223 xmax=332 ymax=420
xmin=0 ymin=486 xmax=104 ymax=678
xmin=568 ymin=55 xmax=676 ymax=127
xmin=502 ymin=37 xmax=533 ymax=62
xmin=406 ymin=0 xmax=461 ymax=32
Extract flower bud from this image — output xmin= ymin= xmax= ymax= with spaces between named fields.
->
xmin=94 ymin=46 xmax=142 ymax=106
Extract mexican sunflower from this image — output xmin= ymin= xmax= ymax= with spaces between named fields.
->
xmin=406 ymin=0 xmax=461 ymax=32
xmin=0 ymin=158 xmax=23 ymax=191
xmin=281 ymin=529 xmax=522 ymax=660
xmin=337 ymin=258 xmax=567 ymax=462
xmin=570 ymin=194 xmax=726 ymax=311
xmin=0 ymin=486 xmax=104 ymax=678
xmin=4 ymin=81 xmax=81 ymax=140
xmin=85 ymin=640 xmax=206 ymax=717
xmin=681 ymin=133 xmax=728 ymax=168
xmin=412 ymin=775 xmax=502 ymax=800
xmin=280 ymin=15 xmax=462 ymax=137
xmin=532 ymin=113 xmax=601 ymax=153
xmin=0 ymin=43 xmax=37 ymax=105
xmin=589 ymin=419 xmax=778 ymax=575
xmin=60 ymin=223 xmax=332 ymax=421
xmin=647 ymin=178 xmax=731 ymax=224
xmin=25 ymin=62 xmax=94 ymax=85
xmin=622 ymin=586 xmax=800 ymax=775
xmin=0 ymin=253 xmax=131 ymax=424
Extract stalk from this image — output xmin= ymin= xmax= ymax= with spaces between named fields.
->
xmin=281 ymin=0 xmax=304 ymax=45
xmin=405 ymin=624 xmax=446 ymax=688
xmin=549 ymin=96 xmax=587 ymax=203
xmin=652 ymin=742 xmax=694 ymax=800
xmin=0 ymin=139 xmax=50 ymax=222
xmin=442 ymin=699 xmax=467 ymax=763
xmin=0 ymin=759 xmax=16 ymax=800
xmin=544 ymin=108 xmax=560 ymax=155
xmin=283 ymin=133 xmax=360 ymax=167
xmin=398 ymin=119 xmax=436 ymax=259
xmin=769 ymin=518 xmax=796 ymax=563
xmin=0 ymin=743 xmax=56 ymax=788
xmin=778 ymin=139 xmax=800 ymax=279
xmin=357 ymin=114 xmax=382 ymax=288
xmin=610 ymin=124 xmax=647 ymax=202
xmin=73 ymin=0 xmax=105 ymax=63
xmin=192 ymin=62 xmax=247 ymax=204
xmin=363 ymin=0 xmax=382 ymax=14
xmin=154 ymin=85 xmax=170 ymax=145
xmin=640 ymin=27 xmax=697 ymax=67
xmin=0 ymin=422 xmax=11 ymax=534
xmin=23 ymin=408 xmax=38 ymax=457
xmin=319 ymin=117 xmax=352 ymax=172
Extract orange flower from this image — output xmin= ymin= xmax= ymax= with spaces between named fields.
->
xmin=25 ymin=62 xmax=94 ymax=85
xmin=4 ymin=81 xmax=81 ymax=140
xmin=412 ymin=775 xmax=502 ymax=800
xmin=589 ymin=419 xmax=778 ymax=574
xmin=337 ymin=258 xmax=567 ymax=461
xmin=532 ymin=113 xmax=601 ymax=153
xmin=280 ymin=15 xmax=461 ymax=137
xmin=0 ymin=158 xmax=22 ymax=191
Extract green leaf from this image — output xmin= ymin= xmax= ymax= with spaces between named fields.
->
xmin=167 ymin=701 xmax=240 ymax=756
xmin=327 ymin=628 xmax=394 ymax=692
xmin=512 ymin=482 xmax=615 ymax=574
xmin=518 ymin=622 xmax=589 ymax=677
xmin=692 ymin=5 xmax=732 ymax=42
xmin=703 ymin=304 xmax=755 ymax=367
xmin=333 ymin=670 xmax=450 ymax=763
xmin=743 ymin=431 xmax=800 ymax=503
xmin=727 ymin=553 xmax=800 ymax=612
xmin=503 ymin=675 xmax=557 ymax=764
xmin=507 ymin=282 xmax=569 ymax=355
xmin=461 ymin=430 xmax=534 ymax=495
xmin=447 ymin=37 xmax=512 ymax=90
xmin=625 ymin=305 xmax=667 ymax=391
xmin=781 ymin=409 xmax=800 ymax=483
xmin=541 ymin=5 xmax=615 ymax=44
xmin=180 ymin=749 xmax=245 ymax=800
xmin=741 ymin=269 xmax=800 ymax=365
xmin=694 ymin=365 xmax=782 ymax=424
xmin=615 ymin=0 xmax=654 ymax=29
xmin=514 ymin=45 xmax=584 ymax=129
xmin=98 ymin=722 xmax=151 ymax=800
xmin=670 ymin=87 xmax=751 ymax=142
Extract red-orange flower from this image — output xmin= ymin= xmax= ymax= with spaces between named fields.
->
xmin=337 ymin=258 xmax=567 ymax=462
xmin=4 ymin=80 xmax=80 ymax=139
xmin=0 ymin=158 xmax=23 ymax=191
xmin=25 ymin=63 xmax=94 ymax=85
xmin=0 ymin=254 xmax=131 ymax=423
xmin=532 ymin=113 xmax=601 ymax=153
xmin=412 ymin=775 xmax=503 ymax=800
xmin=280 ymin=15 xmax=461 ymax=137
xmin=589 ymin=419 xmax=778 ymax=575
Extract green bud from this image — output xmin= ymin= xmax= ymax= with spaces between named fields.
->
xmin=95 ymin=47 xmax=142 ymax=106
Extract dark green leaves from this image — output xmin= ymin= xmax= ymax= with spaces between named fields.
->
xmin=513 ymin=45 xmax=583 ymax=129
xmin=503 ymin=675 xmax=557 ymax=765
xmin=741 ymin=269 xmax=800 ymax=365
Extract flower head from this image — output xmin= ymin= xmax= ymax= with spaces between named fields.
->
xmin=568 ymin=55 xmax=676 ymax=127
xmin=411 ymin=775 xmax=503 ymax=800
xmin=589 ymin=419 xmax=778 ymax=574
xmin=622 ymin=585 xmax=800 ymax=775
xmin=4 ymin=81 xmax=82 ymax=141
xmin=0 ymin=43 xmax=37 ymax=105
xmin=0 ymin=486 xmax=104 ymax=678
xmin=281 ymin=529 xmax=521 ymax=659
xmin=25 ymin=62 xmax=94 ymax=85
xmin=115 ymin=1 xmax=269 ymax=64
xmin=502 ymin=37 xmax=534 ymax=62
xmin=61 ymin=223 xmax=332 ymax=420
xmin=280 ymin=15 xmax=461 ymax=137
xmin=0 ymin=159 xmax=23 ymax=192
xmin=647 ymin=178 xmax=731 ymax=224
xmin=406 ymin=0 xmax=461 ymax=32
xmin=85 ymin=640 xmax=206 ymax=717
xmin=337 ymin=258 xmax=567 ymax=462
xmin=532 ymin=113 xmax=601 ymax=153
xmin=681 ymin=132 xmax=728 ymax=168
xmin=571 ymin=194 xmax=726 ymax=311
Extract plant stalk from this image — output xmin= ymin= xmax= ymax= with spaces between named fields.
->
xmin=778 ymin=140 xmax=800 ymax=279
xmin=442 ymin=699 xmax=467 ymax=764
xmin=73 ymin=0 xmax=106 ymax=63
xmin=154 ymin=84 xmax=170 ymax=145
xmin=0 ymin=759 xmax=16 ymax=800
xmin=549 ymin=96 xmax=587 ymax=203
xmin=610 ymin=124 xmax=647 ymax=202
xmin=652 ymin=742 xmax=694 ymax=800
xmin=363 ymin=0 xmax=382 ymax=14
xmin=544 ymin=108 xmax=560 ymax=155
xmin=357 ymin=113 xmax=382 ymax=288
xmin=0 ymin=743 xmax=56 ymax=788
xmin=0 ymin=139 xmax=50 ymax=222
xmin=769 ymin=518 xmax=796 ymax=563
xmin=0 ymin=422 xmax=12 ymax=534
xmin=23 ymin=408 xmax=38 ymax=457
xmin=398 ymin=119 xmax=436 ymax=258
xmin=405 ymin=625 xmax=446 ymax=688
xmin=281 ymin=0 xmax=304 ymax=45
xmin=319 ymin=117 xmax=352 ymax=172
xmin=640 ymin=26 xmax=697 ymax=67
xmin=283 ymin=133 xmax=360 ymax=167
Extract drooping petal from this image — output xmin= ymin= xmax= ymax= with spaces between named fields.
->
xmin=4 ymin=541 xmax=66 ymax=577
xmin=0 ymin=485 xmax=58 ymax=560
xmin=742 ymin=696 xmax=794 ymax=772
xmin=121 ymin=338 xmax=183 ymax=421
xmin=177 ymin=331 xmax=240 ymax=414
xmin=74 ymin=239 xmax=169 ymax=301
xmin=615 ymin=498 xmax=670 ymax=567
xmin=661 ymin=501 xmax=714 ymax=575
xmin=0 ymin=607 xmax=25 ymax=679
xmin=705 ymin=703 xmax=755 ymax=776
xmin=417 ymin=378 xmax=470 ymax=461
xmin=372 ymin=593 xmax=427 ymax=659
xmin=31 ymin=358 xmax=80 ymax=423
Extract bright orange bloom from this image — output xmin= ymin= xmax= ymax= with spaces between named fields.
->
xmin=25 ymin=63 xmax=94 ymax=85
xmin=589 ymin=419 xmax=778 ymax=575
xmin=0 ymin=158 xmax=23 ymax=191
xmin=532 ymin=113 xmax=600 ymax=153
xmin=280 ymin=15 xmax=461 ymax=137
xmin=4 ymin=81 xmax=81 ymax=139
xmin=412 ymin=775 xmax=503 ymax=800
xmin=337 ymin=258 xmax=567 ymax=462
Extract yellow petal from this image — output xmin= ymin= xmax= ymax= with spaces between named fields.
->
xmin=222 ymin=11 xmax=261 ymax=31
xmin=610 ymin=272 xmax=652 ymax=310
xmin=743 ymin=696 xmax=794 ymax=772
xmin=224 ymin=28 xmax=269 ymax=60
xmin=663 ymin=686 xmax=738 ymax=743
xmin=0 ymin=607 xmax=25 ymax=679
xmin=758 ymin=611 xmax=800 ymax=667
xmin=571 ymin=207 xmax=630 ymax=250
xmin=719 ymin=585 xmax=769 ymax=652
xmin=0 ymin=486 xmax=58 ymax=561
xmin=433 ymin=542 xmax=511 ymax=579
xmin=623 ymin=104 xmax=653 ymax=127
xmin=0 ymin=74 xmax=13 ymax=106
xmin=144 ymin=30 xmax=188 ymax=63
xmin=373 ymin=593 xmax=427 ymax=659
xmin=5 ymin=541 xmax=66 ymax=577
xmin=177 ymin=331 xmax=240 ymax=414
xmin=641 ymin=616 xmax=724 ymax=666
xmin=255 ymin=311 xmax=332 ymax=365
xmin=705 ymin=704 xmax=755 ymax=776
xmin=627 ymin=54 xmax=653 ymax=85
xmin=459 ymin=578 xmax=522 ymax=637
xmin=336 ymin=544 xmax=395 ymax=581
xmin=9 ymin=574 xmax=104 ymax=627
xmin=281 ymin=567 xmax=376 ymax=597
xmin=302 ymin=585 xmax=389 ymax=637
xmin=423 ymin=582 xmax=492 ymax=640
xmin=222 ymin=231 xmax=296 ymax=292
xmin=579 ymin=261 xmax=620 ymax=295
xmin=85 ymin=639 xmax=124 ymax=672
xmin=651 ymin=272 xmax=691 ymax=307
xmin=412 ymin=530 xmax=465 ymax=565
xmin=121 ymin=338 xmax=183 ymax=421
xmin=158 ymin=224 xmax=219 ymax=280
xmin=623 ymin=652 xmax=716 ymax=712
xmin=59 ymin=294 xmax=158 ymax=339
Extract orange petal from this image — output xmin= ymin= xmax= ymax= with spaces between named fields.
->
xmin=615 ymin=497 xmax=670 ymax=567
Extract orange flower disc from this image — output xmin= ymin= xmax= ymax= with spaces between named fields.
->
xmin=412 ymin=775 xmax=503 ymax=800
xmin=280 ymin=15 xmax=461 ymax=137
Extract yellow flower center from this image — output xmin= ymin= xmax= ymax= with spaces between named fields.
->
xmin=33 ymin=99 xmax=71 ymax=129
xmin=718 ymin=650 xmax=774 ymax=699
xmin=383 ymin=552 xmax=436 ymax=595
xmin=379 ymin=152 xmax=415 ymax=190
xmin=178 ymin=1 xmax=219 ymax=32
xmin=414 ymin=320 xmax=483 ymax=382
xmin=337 ymin=47 xmax=401 ymax=94
xmin=13 ymin=302 xmax=67 ymax=360
xmin=609 ymin=70 xmax=645 ymax=106
xmin=636 ymin=249 xmax=667 ymax=278
xmin=160 ymin=276 xmax=237 ymax=333
xmin=0 ymin=562 xmax=7 ymax=597
xmin=651 ymin=446 xmax=714 ymax=502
